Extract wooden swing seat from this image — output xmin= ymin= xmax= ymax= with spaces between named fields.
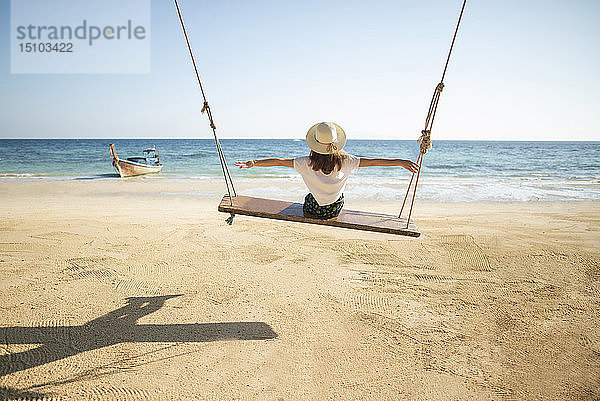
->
xmin=218 ymin=195 xmax=420 ymax=237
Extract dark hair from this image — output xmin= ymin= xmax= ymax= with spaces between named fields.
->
xmin=308 ymin=150 xmax=348 ymax=175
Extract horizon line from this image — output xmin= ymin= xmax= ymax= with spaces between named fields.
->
xmin=1 ymin=138 xmax=599 ymax=142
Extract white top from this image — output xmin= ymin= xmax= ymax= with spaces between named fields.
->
xmin=294 ymin=154 xmax=361 ymax=206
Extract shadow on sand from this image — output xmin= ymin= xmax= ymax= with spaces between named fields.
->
xmin=0 ymin=295 xmax=277 ymax=379
xmin=73 ymin=173 xmax=121 ymax=180
xmin=0 ymin=386 xmax=50 ymax=400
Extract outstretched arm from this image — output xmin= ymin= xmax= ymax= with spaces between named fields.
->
xmin=235 ymin=158 xmax=294 ymax=168
xmin=359 ymin=158 xmax=419 ymax=173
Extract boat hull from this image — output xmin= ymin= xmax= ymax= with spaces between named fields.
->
xmin=113 ymin=159 xmax=163 ymax=177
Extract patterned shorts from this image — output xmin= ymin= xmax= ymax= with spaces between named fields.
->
xmin=303 ymin=193 xmax=344 ymax=219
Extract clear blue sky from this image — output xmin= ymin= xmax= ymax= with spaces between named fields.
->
xmin=0 ymin=0 xmax=598 ymax=140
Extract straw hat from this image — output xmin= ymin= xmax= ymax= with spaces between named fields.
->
xmin=305 ymin=122 xmax=347 ymax=155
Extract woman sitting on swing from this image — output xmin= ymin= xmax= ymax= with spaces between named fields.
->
xmin=235 ymin=122 xmax=419 ymax=219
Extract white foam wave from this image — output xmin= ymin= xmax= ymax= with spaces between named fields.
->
xmin=0 ymin=173 xmax=36 ymax=177
xmin=234 ymin=176 xmax=600 ymax=202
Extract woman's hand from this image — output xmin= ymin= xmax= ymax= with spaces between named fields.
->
xmin=235 ymin=160 xmax=255 ymax=169
xmin=402 ymin=160 xmax=420 ymax=174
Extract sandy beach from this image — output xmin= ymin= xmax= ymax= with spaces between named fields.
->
xmin=0 ymin=179 xmax=598 ymax=400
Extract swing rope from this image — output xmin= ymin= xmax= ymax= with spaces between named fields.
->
xmin=399 ymin=0 xmax=467 ymax=224
xmin=174 ymin=0 xmax=237 ymax=224
xmin=174 ymin=0 xmax=466 ymax=229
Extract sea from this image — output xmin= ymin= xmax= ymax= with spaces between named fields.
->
xmin=1 ymin=139 xmax=599 ymax=202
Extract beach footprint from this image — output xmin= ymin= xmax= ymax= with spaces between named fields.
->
xmin=234 ymin=243 xmax=285 ymax=265
xmin=30 ymin=231 xmax=87 ymax=244
xmin=331 ymin=239 xmax=407 ymax=267
xmin=438 ymin=235 xmax=492 ymax=271
xmin=62 ymin=257 xmax=170 ymax=297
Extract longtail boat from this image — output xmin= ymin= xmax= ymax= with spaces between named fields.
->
xmin=109 ymin=143 xmax=163 ymax=177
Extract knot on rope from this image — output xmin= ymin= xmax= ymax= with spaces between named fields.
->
xmin=418 ymin=130 xmax=432 ymax=154
xmin=201 ymin=101 xmax=208 ymax=114
xmin=210 ymin=122 xmax=216 ymax=130
xmin=225 ymin=213 xmax=235 ymax=225
xmin=327 ymin=143 xmax=338 ymax=154
xmin=436 ymin=82 xmax=445 ymax=92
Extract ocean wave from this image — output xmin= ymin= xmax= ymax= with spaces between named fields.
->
xmin=425 ymin=164 xmax=464 ymax=170
xmin=180 ymin=152 xmax=214 ymax=158
xmin=0 ymin=173 xmax=42 ymax=178
xmin=235 ymin=176 xmax=600 ymax=203
xmin=1 ymin=139 xmax=598 ymax=201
